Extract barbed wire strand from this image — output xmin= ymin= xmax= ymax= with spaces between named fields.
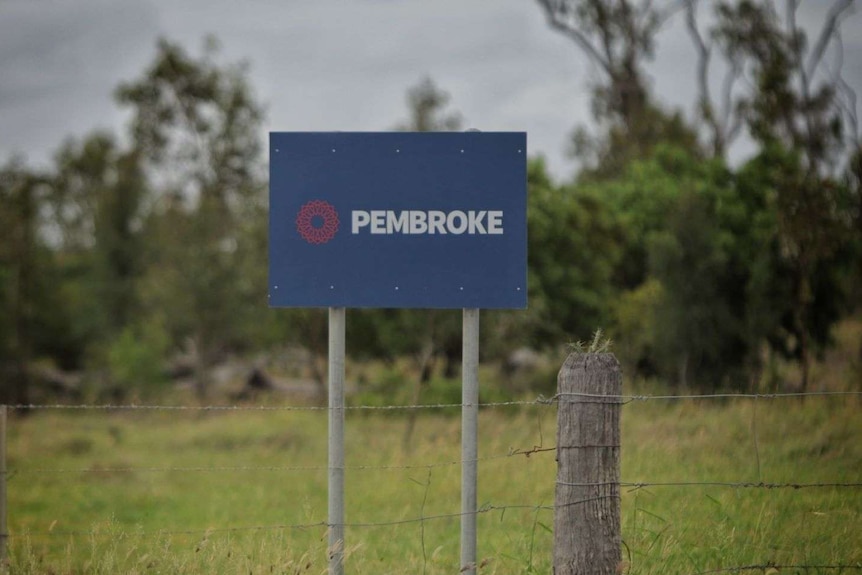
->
xmin=12 ymin=521 xmax=328 ymax=540
xmin=8 ymin=464 xmax=402 ymax=475
xmin=5 ymin=390 xmax=860 ymax=413
xmin=694 ymin=564 xmax=862 ymax=574
xmin=558 ymin=480 xmax=862 ymax=490
xmin=9 ymin=464 xmax=859 ymax=492
xmin=8 ymin=448 xmax=553 ymax=475
xmin=9 ymin=500 xmax=577 ymax=540
xmin=9 ymin=439 xmax=861 ymax=485
xmin=4 ymin=399 xmax=548 ymax=412
xmin=557 ymin=390 xmax=862 ymax=402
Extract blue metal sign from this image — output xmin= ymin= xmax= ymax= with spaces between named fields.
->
xmin=269 ymin=132 xmax=527 ymax=309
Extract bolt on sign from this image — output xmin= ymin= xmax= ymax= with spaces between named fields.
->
xmin=269 ymin=132 xmax=527 ymax=309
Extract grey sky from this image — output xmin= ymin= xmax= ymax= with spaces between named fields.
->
xmin=1 ymin=0 xmax=860 ymax=180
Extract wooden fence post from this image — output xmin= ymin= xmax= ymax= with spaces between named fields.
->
xmin=554 ymin=353 xmax=621 ymax=575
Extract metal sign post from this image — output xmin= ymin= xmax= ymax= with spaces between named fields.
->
xmin=461 ymin=309 xmax=480 ymax=574
xmin=328 ymin=307 xmax=346 ymax=575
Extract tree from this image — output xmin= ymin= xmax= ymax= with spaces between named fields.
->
xmin=713 ymin=0 xmax=854 ymax=172
xmin=530 ymin=0 xmax=859 ymax=392
xmin=736 ymin=146 xmax=854 ymax=391
xmin=683 ymin=0 xmax=746 ymax=158
xmin=646 ymin=173 xmax=746 ymax=390
xmin=116 ymin=38 xmax=266 ymax=399
xmin=2 ymin=137 xmax=150 ymax=402
xmin=847 ymin=147 xmax=862 ymax=369
xmin=536 ymin=0 xmax=665 ymax=129
xmin=49 ymin=133 xmax=147 ymax=347
xmin=591 ymin=144 xmax=807 ymax=392
xmin=536 ymin=0 xmax=700 ymax=177
xmin=712 ymin=0 xmax=858 ymax=391
xmin=594 ymin=147 xmax=749 ymax=389
xmin=0 ymin=161 xmax=42 ymax=404
xmin=394 ymin=76 xmax=463 ymax=133
xmin=525 ymin=159 xmax=625 ymax=347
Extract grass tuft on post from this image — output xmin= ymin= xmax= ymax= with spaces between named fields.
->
xmin=554 ymin=353 xmax=621 ymax=575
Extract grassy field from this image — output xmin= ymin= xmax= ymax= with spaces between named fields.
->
xmin=5 ymin=394 xmax=861 ymax=574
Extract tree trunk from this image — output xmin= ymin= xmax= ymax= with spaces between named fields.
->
xmin=193 ymin=334 xmax=210 ymax=401
xmin=796 ymin=268 xmax=812 ymax=394
xmin=677 ymin=350 xmax=689 ymax=391
xmin=11 ymin=183 xmax=34 ymax=406
xmin=799 ymin=317 xmax=810 ymax=394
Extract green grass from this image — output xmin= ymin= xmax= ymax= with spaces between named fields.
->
xmin=5 ymin=397 xmax=861 ymax=574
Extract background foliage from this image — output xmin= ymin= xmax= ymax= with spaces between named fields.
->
xmin=1 ymin=1 xmax=861 ymax=403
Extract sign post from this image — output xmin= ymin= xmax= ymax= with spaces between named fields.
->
xmin=269 ymin=132 xmax=526 ymax=573
xmin=328 ymin=307 xmax=346 ymax=575
xmin=461 ymin=308 xmax=480 ymax=574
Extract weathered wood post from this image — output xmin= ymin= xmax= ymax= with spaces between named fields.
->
xmin=554 ymin=353 xmax=621 ymax=575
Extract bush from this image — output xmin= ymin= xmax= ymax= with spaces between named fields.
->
xmin=105 ymin=317 xmax=170 ymax=393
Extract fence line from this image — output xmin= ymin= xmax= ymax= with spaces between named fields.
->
xmin=6 ymin=389 xmax=859 ymax=413
xmin=3 ymin=390 xmax=860 ymax=570
xmin=7 ymin=390 xmax=859 ymax=486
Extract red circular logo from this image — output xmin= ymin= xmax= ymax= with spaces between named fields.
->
xmin=296 ymin=200 xmax=339 ymax=244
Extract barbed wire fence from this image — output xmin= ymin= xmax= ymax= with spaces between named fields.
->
xmin=1 ymin=387 xmax=861 ymax=573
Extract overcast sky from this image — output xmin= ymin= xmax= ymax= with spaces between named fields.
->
xmin=1 ymin=0 xmax=860 ymax=180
